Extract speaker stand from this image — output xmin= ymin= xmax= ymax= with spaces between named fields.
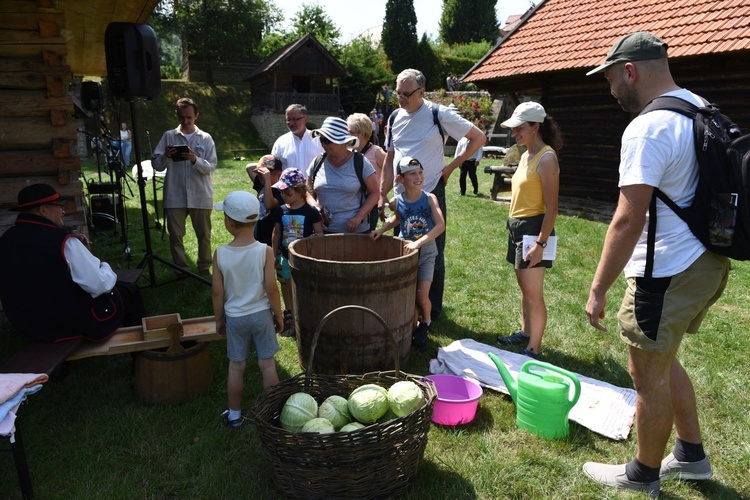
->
xmin=128 ymin=99 xmax=209 ymax=287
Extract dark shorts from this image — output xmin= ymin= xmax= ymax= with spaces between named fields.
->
xmin=618 ymin=251 xmax=729 ymax=352
xmin=506 ymin=215 xmax=554 ymax=269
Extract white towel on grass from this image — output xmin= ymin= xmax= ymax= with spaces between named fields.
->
xmin=429 ymin=339 xmax=636 ymax=440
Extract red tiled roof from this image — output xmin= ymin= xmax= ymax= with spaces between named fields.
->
xmin=465 ymin=0 xmax=750 ymax=82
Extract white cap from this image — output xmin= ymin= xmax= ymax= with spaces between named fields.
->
xmin=214 ymin=191 xmax=260 ymax=222
xmin=501 ymin=102 xmax=547 ymax=128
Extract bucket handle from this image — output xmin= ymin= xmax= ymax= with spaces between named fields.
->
xmin=307 ymin=305 xmax=399 ymax=377
xmin=522 ymin=361 xmax=582 ymax=406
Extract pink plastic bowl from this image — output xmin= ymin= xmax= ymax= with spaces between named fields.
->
xmin=425 ymin=374 xmax=483 ymax=425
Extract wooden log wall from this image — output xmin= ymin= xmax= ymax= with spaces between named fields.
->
xmin=488 ymin=50 xmax=750 ymax=203
xmin=0 ymin=0 xmax=83 ymax=236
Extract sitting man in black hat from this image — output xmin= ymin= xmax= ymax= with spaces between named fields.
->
xmin=0 ymin=183 xmax=146 ymax=343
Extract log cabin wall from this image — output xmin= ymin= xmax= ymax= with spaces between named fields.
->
xmin=0 ymin=0 xmax=85 ymax=237
xmin=488 ymin=51 xmax=750 ymax=203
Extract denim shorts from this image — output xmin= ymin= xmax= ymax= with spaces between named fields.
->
xmin=506 ymin=215 xmax=554 ymax=269
xmin=618 ymin=251 xmax=729 ymax=352
xmin=225 ymin=309 xmax=280 ymax=362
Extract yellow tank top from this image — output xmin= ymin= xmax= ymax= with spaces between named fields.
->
xmin=509 ymin=145 xmax=556 ymax=218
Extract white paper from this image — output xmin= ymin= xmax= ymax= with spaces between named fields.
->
xmin=522 ymin=235 xmax=557 ymax=260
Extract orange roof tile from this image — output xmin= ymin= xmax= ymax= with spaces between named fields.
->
xmin=464 ymin=0 xmax=750 ymax=82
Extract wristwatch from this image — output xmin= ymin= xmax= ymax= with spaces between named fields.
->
xmin=536 ymin=240 xmax=547 ymax=248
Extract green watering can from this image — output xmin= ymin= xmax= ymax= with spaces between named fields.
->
xmin=488 ymin=352 xmax=581 ymax=439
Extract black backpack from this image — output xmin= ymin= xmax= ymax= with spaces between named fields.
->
xmin=640 ymin=96 xmax=750 ymax=276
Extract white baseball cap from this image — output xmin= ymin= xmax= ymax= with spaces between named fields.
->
xmin=215 ymin=191 xmax=260 ymax=222
xmin=501 ymin=102 xmax=547 ymax=128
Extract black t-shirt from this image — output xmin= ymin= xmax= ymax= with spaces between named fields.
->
xmin=252 ymin=176 xmax=284 ymax=245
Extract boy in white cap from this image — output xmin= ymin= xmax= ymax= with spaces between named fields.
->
xmin=371 ymin=157 xmax=445 ymax=351
xmin=212 ymin=191 xmax=284 ymax=429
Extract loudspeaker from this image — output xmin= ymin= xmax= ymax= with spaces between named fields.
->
xmin=90 ymin=195 xmax=123 ymax=230
xmin=81 ymin=81 xmax=103 ymax=111
xmin=105 ymin=22 xmax=161 ymax=100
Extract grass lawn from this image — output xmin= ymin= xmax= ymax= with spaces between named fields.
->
xmin=1 ymin=156 xmax=748 ymax=499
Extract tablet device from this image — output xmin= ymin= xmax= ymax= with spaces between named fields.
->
xmin=170 ymin=145 xmax=189 ymax=161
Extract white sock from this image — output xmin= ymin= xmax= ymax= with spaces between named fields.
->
xmin=229 ymin=408 xmax=242 ymax=421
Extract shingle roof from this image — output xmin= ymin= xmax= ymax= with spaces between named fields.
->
xmin=464 ymin=0 xmax=750 ymax=82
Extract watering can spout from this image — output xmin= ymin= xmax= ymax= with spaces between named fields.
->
xmin=487 ymin=352 xmax=517 ymax=402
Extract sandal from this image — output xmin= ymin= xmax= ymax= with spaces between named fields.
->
xmin=497 ymin=330 xmax=530 ymax=345
xmin=282 ymin=310 xmax=295 ymax=337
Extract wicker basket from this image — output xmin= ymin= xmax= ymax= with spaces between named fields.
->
xmin=250 ymin=305 xmax=437 ymax=499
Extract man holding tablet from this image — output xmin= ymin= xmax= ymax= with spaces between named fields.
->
xmin=153 ymin=97 xmax=218 ymax=277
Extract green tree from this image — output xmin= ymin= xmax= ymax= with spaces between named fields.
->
xmin=416 ymin=34 xmax=440 ymax=90
xmin=439 ymin=0 xmax=498 ymax=45
xmin=381 ymin=0 xmax=418 ymax=74
xmin=338 ymin=36 xmax=394 ymax=114
xmin=290 ymin=3 xmax=342 ymax=56
xmin=170 ymin=0 xmax=279 ymax=84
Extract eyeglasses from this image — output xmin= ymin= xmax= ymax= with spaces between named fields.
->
xmin=396 ymin=87 xmax=423 ymax=99
xmin=286 ymin=116 xmax=304 ymax=123
xmin=320 ymin=136 xmax=332 ymax=145
xmin=47 ymin=203 xmax=66 ymax=211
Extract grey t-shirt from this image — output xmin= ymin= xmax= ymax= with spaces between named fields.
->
xmin=307 ymin=153 xmax=376 ymax=233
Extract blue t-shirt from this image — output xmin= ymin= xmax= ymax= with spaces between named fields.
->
xmin=397 ymin=191 xmax=435 ymax=241
xmin=270 ymin=203 xmax=322 ymax=258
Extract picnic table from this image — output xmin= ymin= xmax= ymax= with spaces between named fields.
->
xmin=484 ymin=165 xmax=517 ymax=200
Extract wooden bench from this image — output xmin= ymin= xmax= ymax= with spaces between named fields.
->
xmin=482 ymin=146 xmax=508 ymax=159
xmin=484 ymin=165 xmax=517 ymax=200
xmin=0 ymin=313 xmax=219 ymax=499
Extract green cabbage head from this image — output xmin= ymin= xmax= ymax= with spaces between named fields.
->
xmin=339 ymin=422 xmax=366 ymax=432
xmin=348 ymin=384 xmax=389 ymax=423
xmin=280 ymin=392 xmax=318 ymax=431
xmin=301 ymin=417 xmax=335 ymax=433
xmin=318 ymin=395 xmax=351 ymax=430
xmin=387 ymin=381 xmax=425 ymax=417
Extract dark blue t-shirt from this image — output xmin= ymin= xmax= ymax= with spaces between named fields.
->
xmin=270 ymin=203 xmax=322 ymax=258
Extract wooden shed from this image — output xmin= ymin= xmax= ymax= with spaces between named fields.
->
xmin=244 ymin=33 xmax=346 ymax=115
xmin=0 ymin=0 xmax=158 ymax=235
xmin=463 ymin=0 xmax=750 ymax=202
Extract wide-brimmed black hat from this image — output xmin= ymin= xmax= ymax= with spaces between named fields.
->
xmin=14 ymin=183 xmax=72 ymax=211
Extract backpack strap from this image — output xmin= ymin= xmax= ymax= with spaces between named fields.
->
xmin=641 ymin=96 xmax=702 ymax=278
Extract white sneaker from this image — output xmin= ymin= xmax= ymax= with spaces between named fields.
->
xmin=660 ymin=452 xmax=713 ymax=480
xmin=583 ymin=462 xmax=660 ymax=497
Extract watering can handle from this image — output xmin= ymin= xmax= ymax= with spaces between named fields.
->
xmin=522 ymin=361 xmax=581 ymax=405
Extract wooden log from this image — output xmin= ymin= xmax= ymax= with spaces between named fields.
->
xmin=0 ymin=1 xmax=59 ymax=13
xmin=0 ymin=151 xmax=80 ymax=177
xmin=67 ymin=316 xmax=222 ymax=360
xmin=0 ymin=176 xmax=84 ymax=208
xmin=0 ymin=43 xmax=67 ymax=59
xmin=0 ymin=117 xmax=77 ymax=149
xmin=0 ymin=91 xmax=74 ymax=121
xmin=0 ymin=58 xmax=71 ymax=75
xmin=0 ymin=13 xmax=65 ymax=32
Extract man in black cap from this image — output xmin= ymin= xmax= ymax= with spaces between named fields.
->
xmin=583 ymin=31 xmax=729 ymax=496
xmin=0 ymin=183 xmax=146 ymax=343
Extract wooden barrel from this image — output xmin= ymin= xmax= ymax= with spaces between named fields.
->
xmin=134 ymin=341 xmax=212 ymax=404
xmin=288 ymin=234 xmax=418 ymax=374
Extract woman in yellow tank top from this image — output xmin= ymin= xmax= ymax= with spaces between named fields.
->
xmin=496 ymin=102 xmax=562 ymax=359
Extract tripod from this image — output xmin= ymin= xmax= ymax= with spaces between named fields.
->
xmin=129 ymin=99 xmax=210 ymax=287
